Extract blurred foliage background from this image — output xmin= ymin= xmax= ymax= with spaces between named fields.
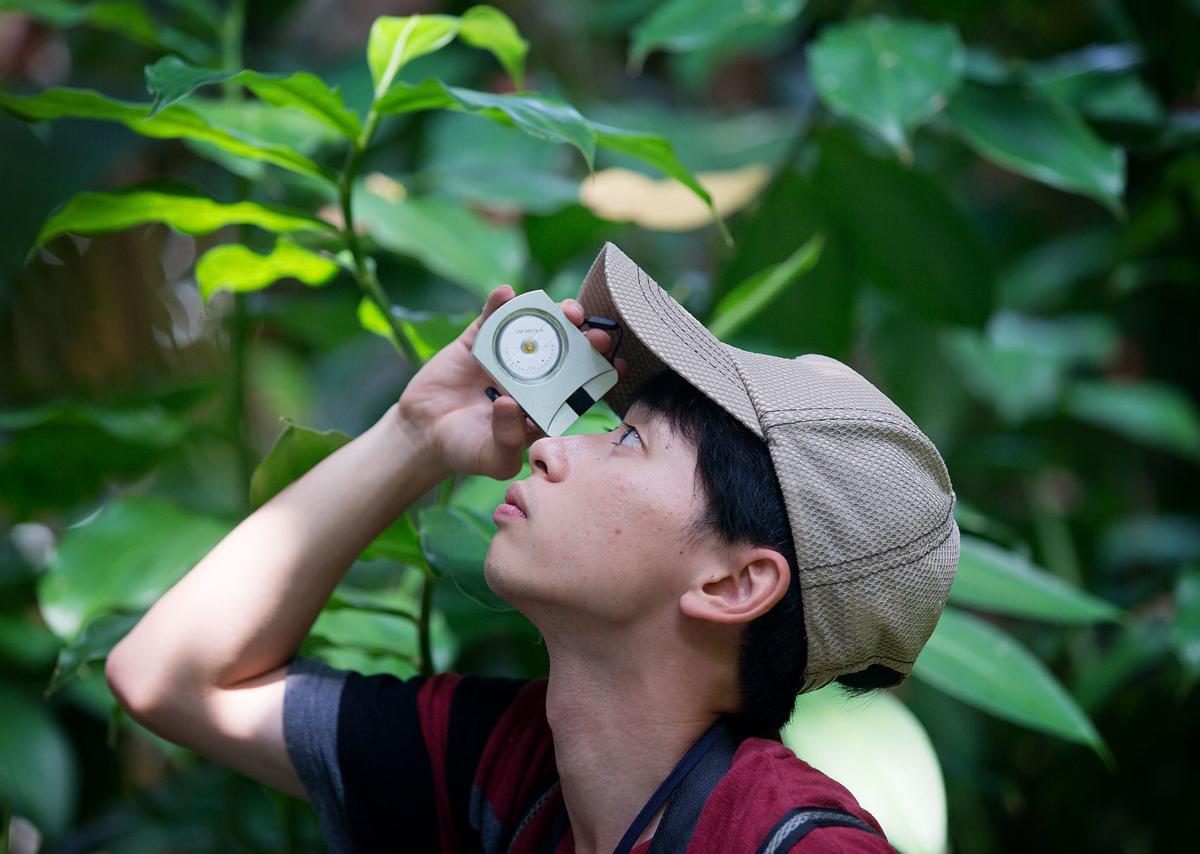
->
xmin=0 ymin=0 xmax=1197 ymax=852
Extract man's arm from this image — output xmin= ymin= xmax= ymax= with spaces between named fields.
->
xmin=104 ymin=286 xmax=620 ymax=800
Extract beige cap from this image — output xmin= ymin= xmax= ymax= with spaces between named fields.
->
xmin=578 ymin=242 xmax=960 ymax=693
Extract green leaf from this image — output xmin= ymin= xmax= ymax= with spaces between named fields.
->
xmin=629 ymin=0 xmax=805 ymax=69
xmin=913 ymin=607 xmax=1109 ymax=759
xmin=308 ymin=607 xmax=420 ymax=659
xmin=1064 ymin=380 xmax=1200 ymax=462
xmin=0 ymin=612 xmax=60 ymax=672
xmin=945 ymin=80 xmax=1125 ymax=212
xmin=250 ymin=423 xmax=421 ymax=564
xmin=144 ymin=56 xmax=363 ymax=139
xmin=809 ymin=16 xmax=965 ymax=157
xmin=37 ymin=497 xmax=232 ymax=642
xmin=0 ymin=88 xmax=335 ymax=185
xmin=709 ymin=234 xmax=824 ymax=339
xmin=951 ymin=535 xmax=1122 ymax=624
xmin=356 ymin=299 xmax=473 ymax=361
xmin=195 ymin=239 xmax=340 ymax=302
xmin=0 ymin=681 xmax=78 ymax=836
xmin=1174 ymin=567 xmax=1200 ymax=675
xmin=783 ymin=688 xmax=946 ymax=854
xmin=47 ymin=610 xmax=143 ymax=694
xmin=0 ymin=0 xmax=216 ymax=63
xmin=378 ymin=78 xmax=597 ymax=169
xmin=418 ymin=505 xmax=509 ymax=610
xmin=34 ymin=185 xmax=330 ymax=248
xmin=813 ymin=132 xmax=992 ymax=325
xmin=353 ymin=184 xmax=526 ymax=296
xmin=458 ymin=5 xmax=529 ymax=88
xmin=367 ymin=13 xmax=461 ymax=96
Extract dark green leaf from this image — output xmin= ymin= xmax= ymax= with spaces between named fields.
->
xmin=418 ymin=505 xmax=509 ymax=610
xmin=629 ymin=0 xmax=804 ymax=69
xmin=1064 ymin=380 xmax=1200 ymax=462
xmin=913 ymin=607 xmax=1109 ymax=759
xmin=945 ymin=80 xmax=1125 ymax=212
xmin=34 ymin=185 xmax=331 ymax=248
xmin=813 ymin=133 xmax=992 ymax=325
xmin=0 ymin=88 xmax=335 ymax=185
xmin=0 ymin=681 xmax=78 ymax=835
xmin=353 ymin=183 xmax=526 ymax=296
xmin=46 ymin=610 xmax=143 ymax=694
xmin=144 ymin=56 xmax=363 ymax=139
xmin=0 ymin=612 xmax=60 ymax=672
xmin=951 ymin=536 xmax=1122 ymax=623
xmin=809 ymin=16 xmax=965 ymax=157
xmin=1100 ymin=515 xmax=1200 ymax=571
xmin=195 ymin=238 xmax=340 ymax=302
xmin=250 ymin=422 xmax=422 ymax=564
xmin=709 ymin=234 xmax=824 ymax=339
xmin=37 ymin=497 xmax=232 ymax=642
xmin=1174 ymin=567 xmax=1200 ymax=675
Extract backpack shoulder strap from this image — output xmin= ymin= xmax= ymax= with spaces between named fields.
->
xmin=754 ymin=807 xmax=883 ymax=854
xmin=646 ymin=722 xmax=740 ymax=853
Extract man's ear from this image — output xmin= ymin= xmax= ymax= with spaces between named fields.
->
xmin=678 ymin=546 xmax=791 ymax=625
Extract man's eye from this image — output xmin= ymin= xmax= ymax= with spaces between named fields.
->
xmin=611 ymin=424 xmax=641 ymax=448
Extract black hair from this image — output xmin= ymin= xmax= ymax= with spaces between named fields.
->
xmin=629 ymin=369 xmax=901 ymax=734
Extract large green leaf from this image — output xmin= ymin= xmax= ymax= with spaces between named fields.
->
xmin=813 ymin=133 xmax=992 ymax=325
xmin=195 ymin=239 xmax=340 ymax=302
xmin=945 ymin=80 xmax=1125 ymax=212
xmin=418 ymin=505 xmax=508 ymax=610
xmin=353 ymin=184 xmax=526 ymax=296
xmin=783 ymin=688 xmax=946 ymax=854
xmin=0 ymin=681 xmax=79 ymax=836
xmin=250 ymin=422 xmax=422 ymax=565
xmin=34 ymin=185 xmax=330 ymax=248
xmin=37 ymin=497 xmax=232 ymax=642
xmin=951 ymin=535 xmax=1122 ymax=624
xmin=144 ymin=56 xmax=363 ymax=139
xmin=913 ymin=607 xmax=1109 ymax=759
xmin=809 ymin=16 xmax=965 ymax=157
xmin=0 ymin=88 xmax=334 ymax=185
xmin=629 ymin=0 xmax=805 ymax=69
xmin=47 ymin=610 xmax=143 ymax=694
xmin=0 ymin=0 xmax=216 ymax=63
xmin=457 ymin=5 xmax=529 ymax=88
xmin=357 ymin=299 xmax=474 ymax=360
xmin=1064 ymin=380 xmax=1200 ymax=462
xmin=709 ymin=234 xmax=824 ymax=339
xmin=379 ymin=78 xmax=597 ymax=169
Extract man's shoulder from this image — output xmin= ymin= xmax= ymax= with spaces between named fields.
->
xmin=692 ymin=736 xmax=892 ymax=852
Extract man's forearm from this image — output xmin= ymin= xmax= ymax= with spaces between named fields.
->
xmin=107 ymin=403 xmax=447 ymax=708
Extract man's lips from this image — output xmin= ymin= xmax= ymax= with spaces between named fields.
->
xmin=497 ymin=484 xmax=528 ymax=519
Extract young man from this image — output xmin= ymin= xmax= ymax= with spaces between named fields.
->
xmin=106 ymin=243 xmax=959 ymax=853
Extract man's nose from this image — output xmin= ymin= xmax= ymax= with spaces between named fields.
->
xmin=528 ymin=435 xmax=570 ymax=481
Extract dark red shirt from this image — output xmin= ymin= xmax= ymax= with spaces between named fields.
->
xmin=283 ymin=657 xmax=892 ymax=853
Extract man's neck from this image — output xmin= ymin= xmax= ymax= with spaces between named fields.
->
xmin=542 ymin=629 xmax=731 ymax=854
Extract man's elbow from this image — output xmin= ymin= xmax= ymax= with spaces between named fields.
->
xmin=105 ymin=640 xmax=168 ymax=723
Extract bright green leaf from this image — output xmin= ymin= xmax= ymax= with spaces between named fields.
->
xmin=418 ymin=505 xmax=509 ymax=610
xmin=0 ymin=681 xmax=79 ymax=836
xmin=353 ymin=184 xmax=526 ymax=296
xmin=913 ymin=607 xmax=1109 ymax=759
xmin=951 ymin=535 xmax=1122 ymax=623
xmin=629 ymin=0 xmax=805 ymax=69
xmin=250 ymin=422 xmax=422 ymax=564
xmin=367 ymin=13 xmax=460 ymax=96
xmin=195 ymin=239 xmax=339 ymax=302
xmin=458 ymin=5 xmax=529 ymax=87
xmin=144 ymin=56 xmax=363 ymax=139
xmin=709 ymin=234 xmax=824 ymax=339
xmin=809 ymin=16 xmax=965 ymax=157
xmin=308 ymin=607 xmax=419 ymax=660
xmin=946 ymin=80 xmax=1126 ymax=212
xmin=34 ymin=185 xmax=330 ymax=248
xmin=783 ymin=688 xmax=946 ymax=854
xmin=356 ymin=299 xmax=473 ymax=361
xmin=37 ymin=497 xmax=232 ymax=642
xmin=1064 ymin=380 xmax=1200 ymax=462
xmin=0 ymin=88 xmax=335 ymax=185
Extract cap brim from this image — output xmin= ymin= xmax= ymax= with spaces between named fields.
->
xmin=578 ymin=242 xmax=762 ymax=438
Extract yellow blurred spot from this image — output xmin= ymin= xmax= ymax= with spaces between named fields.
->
xmin=364 ymin=172 xmax=407 ymax=202
xmin=578 ymin=163 xmax=770 ymax=231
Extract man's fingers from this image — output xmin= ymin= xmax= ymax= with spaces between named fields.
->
xmin=490 ymin=394 xmax=528 ymax=449
xmin=559 ymin=298 xmax=585 ymax=326
xmin=482 ymin=285 xmax=515 ymax=320
xmin=614 ymin=356 xmax=628 ymax=378
xmin=582 ymin=328 xmax=612 ymax=353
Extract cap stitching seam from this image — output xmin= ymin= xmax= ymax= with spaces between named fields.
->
xmin=766 ymin=414 xmax=929 ymax=436
xmin=804 ymin=523 xmax=955 ymax=587
xmin=805 ymin=653 xmax=917 ymax=676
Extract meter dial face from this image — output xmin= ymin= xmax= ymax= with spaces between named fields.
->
xmin=495 ymin=310 xmax=564 ymax=381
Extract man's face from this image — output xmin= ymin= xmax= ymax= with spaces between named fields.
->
xmin=483 ymin=402 xmax=716 ymax=629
